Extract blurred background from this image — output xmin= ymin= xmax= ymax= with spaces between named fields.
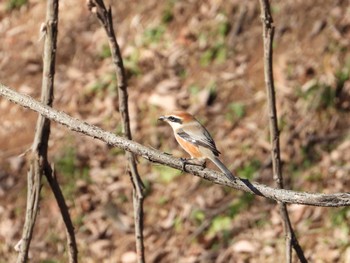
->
xmin=0 ymin=0 xmax=349 ymax=262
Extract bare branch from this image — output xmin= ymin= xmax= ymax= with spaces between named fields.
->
xmin=259 ymin=0 xmax=307 ymax=262
xmin=88 ymin=0 xmax=145 ymax=261
xmin=15 ymin=0 xmax=77 ymax=262
xmin=1 ymin=83 xmax=349 ymax=208
xmin=15 ymin=155 xmax=42 ymax=263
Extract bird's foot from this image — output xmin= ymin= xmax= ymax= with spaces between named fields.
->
xmin=180 ymin=158 xmax=206 ymax=171
xmin=180 ymin=157 xmax=189 ymax=171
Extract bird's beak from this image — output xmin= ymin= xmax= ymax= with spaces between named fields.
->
xmin=158 ymin=116 xmax=166 ymax=121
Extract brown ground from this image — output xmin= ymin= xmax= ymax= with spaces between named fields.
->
xmin=0 ymin=0 xmax=349 ymax=262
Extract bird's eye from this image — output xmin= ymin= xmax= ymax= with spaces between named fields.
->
xmin=167 ymin=116 xmax=182 ymax=124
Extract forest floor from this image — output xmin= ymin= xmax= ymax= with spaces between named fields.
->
xmin=0 ymin=0 xmax=349 ymax=262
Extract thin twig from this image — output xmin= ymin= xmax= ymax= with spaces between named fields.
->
xmin=88 ymin=1 xmax=145 ymax=262
xmin=15 ymin=0 xmax=77 ymax=262
xmin=258 ymin=1 xmax=307 ymax=262
xmin=1 ymin=83 xmax=350 ymax=208
xmin=44 ymin=165 xmax=78 ymax=263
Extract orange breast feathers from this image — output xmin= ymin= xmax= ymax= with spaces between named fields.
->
xmin=174 ymin=134 xmax=203 ymax=158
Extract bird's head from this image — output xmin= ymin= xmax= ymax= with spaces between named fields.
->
xmin=158 ymin=111 xmax=195 ymax=129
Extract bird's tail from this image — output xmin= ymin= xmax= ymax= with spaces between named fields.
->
xmin=211 ymin=157 xmax=236 ymax=182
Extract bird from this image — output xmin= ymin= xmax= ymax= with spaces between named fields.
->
xmin=159 ymin=111 xmax=236 ymax=181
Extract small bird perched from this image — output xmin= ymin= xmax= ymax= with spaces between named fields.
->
xmin=159 ymin=111 xmax=235 ymax=181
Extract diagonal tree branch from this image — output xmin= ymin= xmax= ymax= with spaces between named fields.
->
xmin=44 ymin=165 xmax=78 ymax=263
xmin=15 ymin=0 xmax=77 ymax=262
xmin=1 ymin=83 xmax=350 ymax=208
xmin=88 ymin=0 xmax=145 ymax=261
xmin=259 ymin=1 xmax=307 ymax=262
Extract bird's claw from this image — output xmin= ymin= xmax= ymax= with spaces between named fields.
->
xmin=180 ymin=157 xmax=189 ymax=171
xmin=180 ymin=158 xmax=206 ymax=172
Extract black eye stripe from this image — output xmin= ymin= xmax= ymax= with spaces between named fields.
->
xmin=168 ymin=116 xmax=182 ymax=124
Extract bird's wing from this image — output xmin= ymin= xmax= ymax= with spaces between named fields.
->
xmin=176 ymin=124 xmax=221 ymax=156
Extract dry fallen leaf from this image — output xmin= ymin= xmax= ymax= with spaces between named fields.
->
xmin=155 ymin=78 xmax=181 ymax=94
xmin=232 ymin=240 xmax=257 ymax=253
xmin=90 ymin=239 xmax=111 ymax=258
xmin=148 ymin=93 xmax=177 ymax=110
xmin=121 ymin=251 xmax=138 ymax=263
